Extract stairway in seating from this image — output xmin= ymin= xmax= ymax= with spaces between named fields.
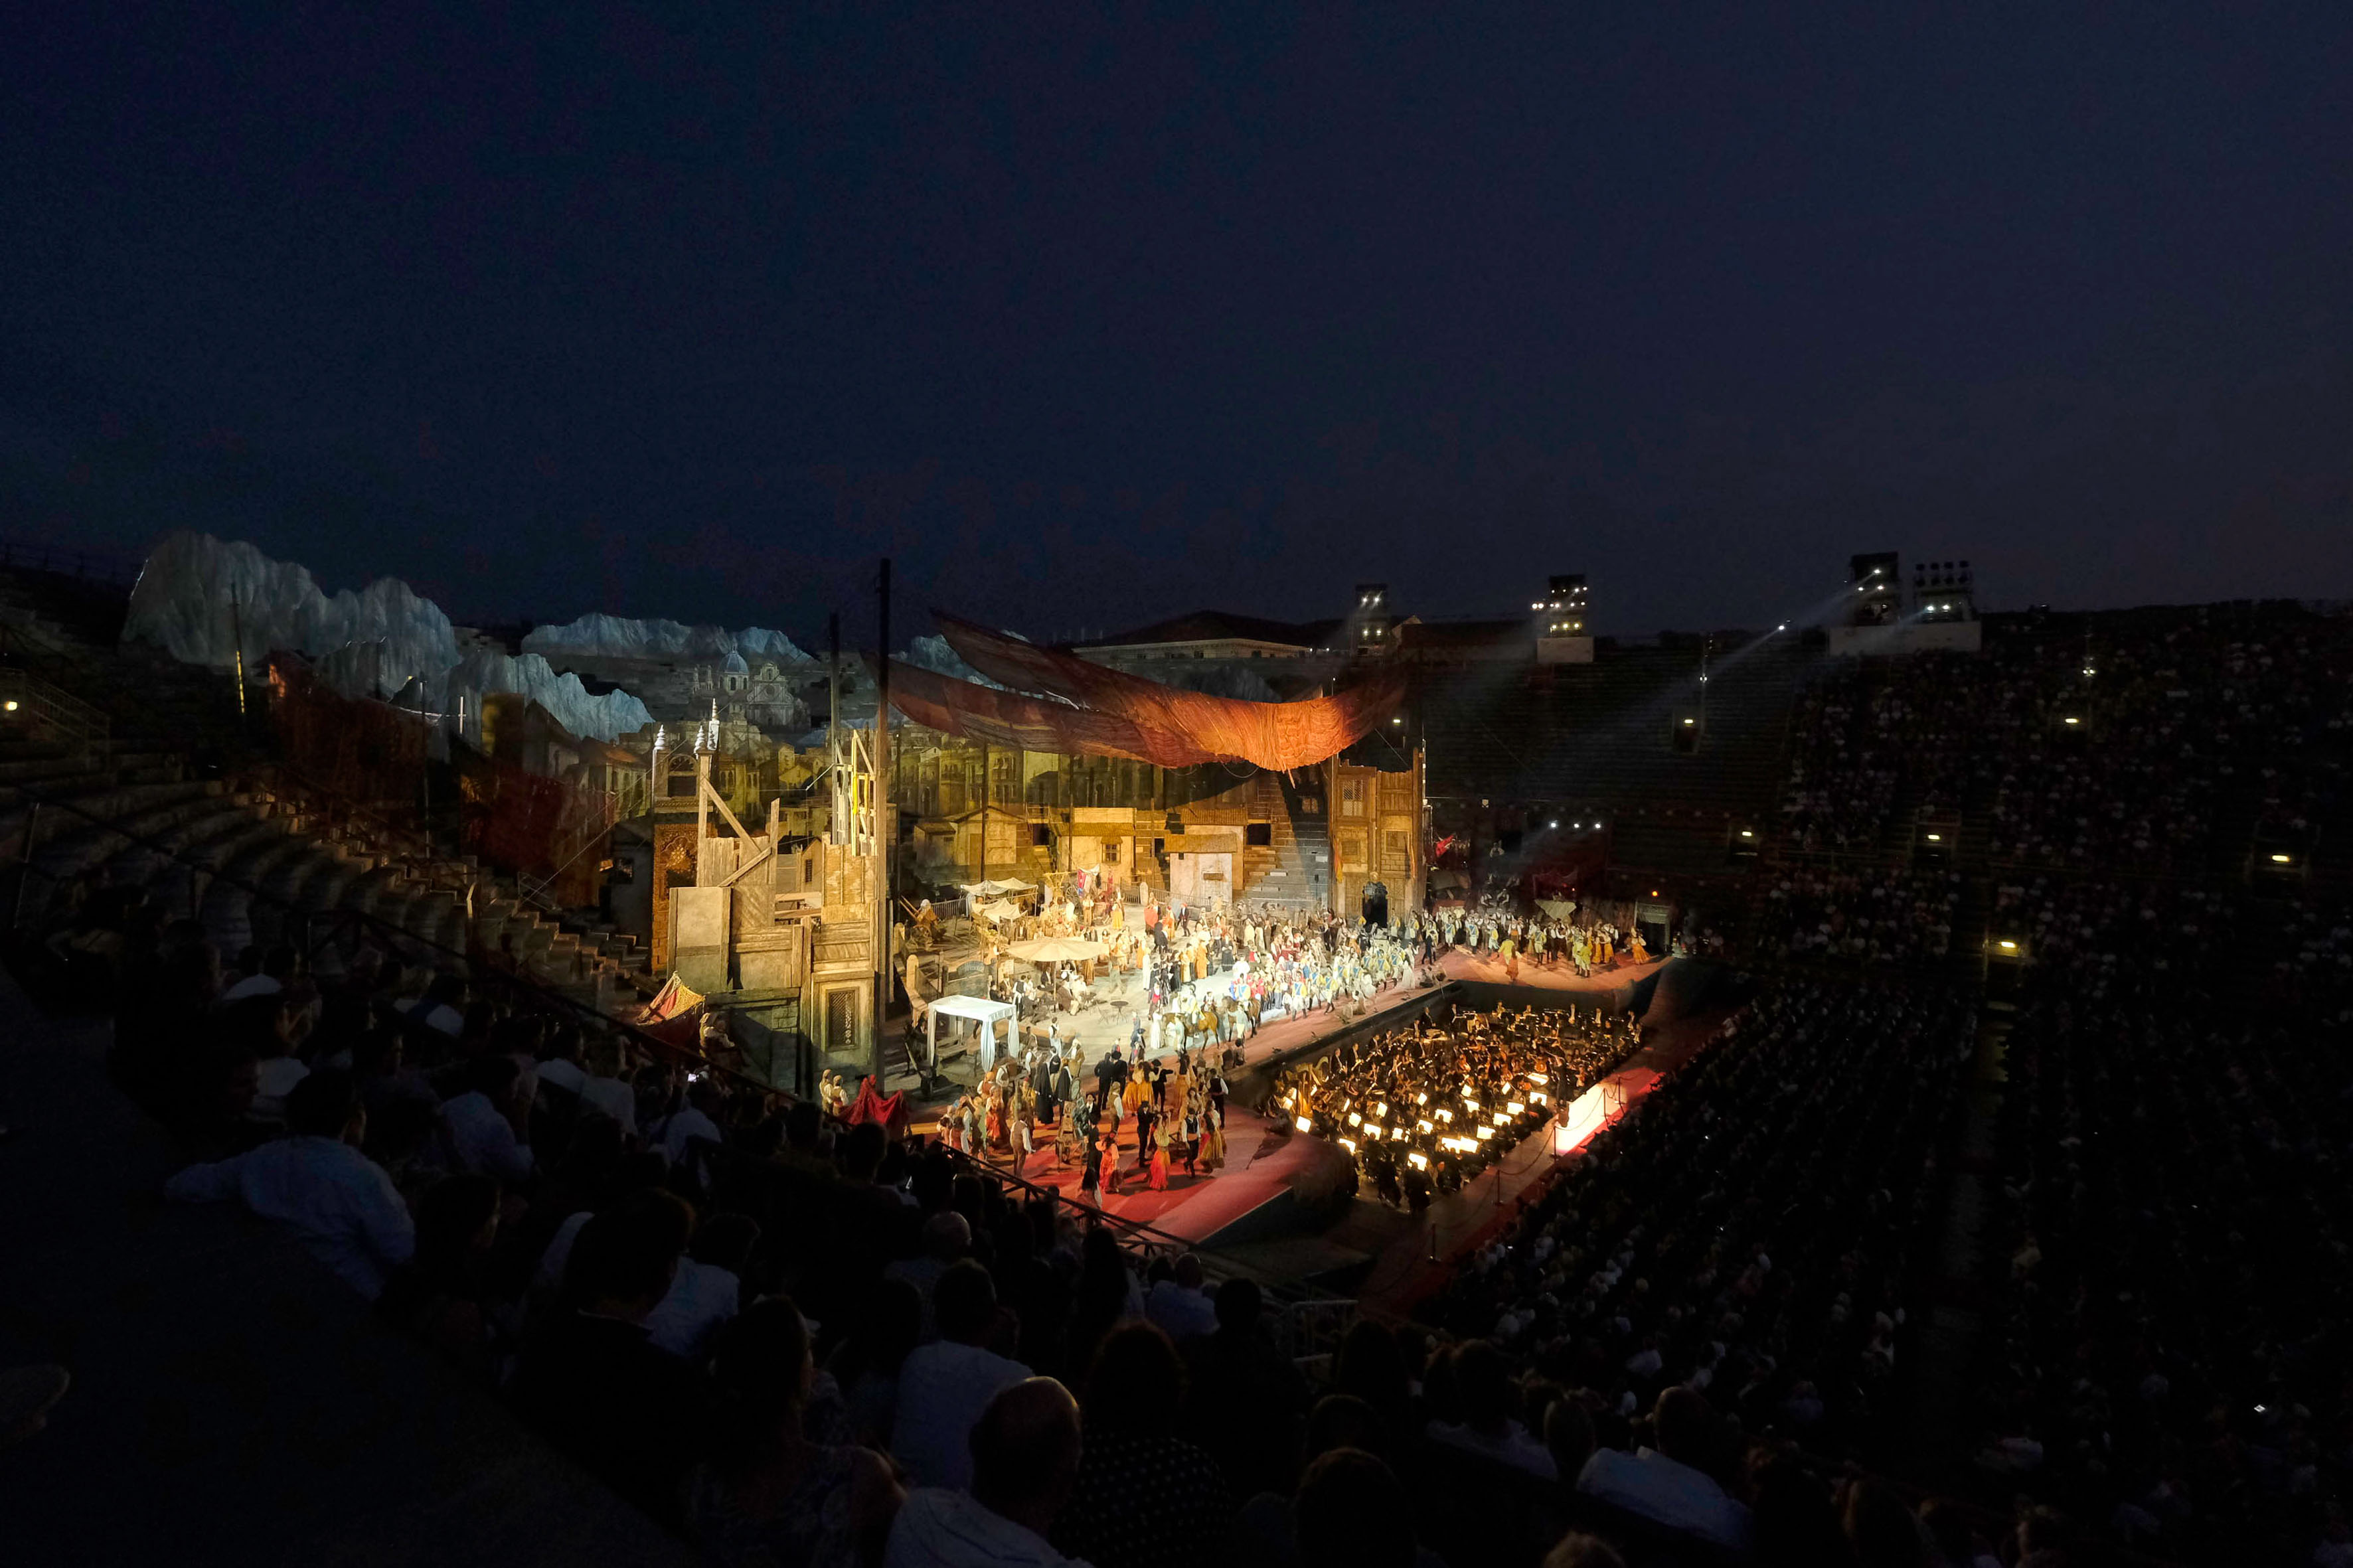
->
xmin=0 ymin=565 xmax=652 ymax=1005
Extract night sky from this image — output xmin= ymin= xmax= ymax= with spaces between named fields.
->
xmin=6 ymin=8 xmax=2350 ymax=645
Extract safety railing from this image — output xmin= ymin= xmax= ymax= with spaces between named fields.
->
xmin=0 ymin=666 xmax=110 ymax=765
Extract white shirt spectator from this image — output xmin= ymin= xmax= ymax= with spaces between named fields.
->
xmin=536 ymin=1210 xmax=595 ymax=1296
xmin=1143 ymin=1280 xmax=1218 ymax=1342
xmin=165 ymin=1136 xmax=415 ymax=1299
xmin=580 ymin=1075 xmax=637 ymax=1135
xmin=252 ymin=1056 xmax=311 ymax=1122
xmin=644 ymin=1257 xmax=740 ymax=1359
xmin=537 ymin=1057 xmax=588 ymax=1095
xmin=1428 ymin=1419 xmax=1558 ymax=1481
xmin=536 ymin=1210 xmax=729 ymax=1358
xmin=218 ymin=973 xmax=284 ymax=1004
xmin=403 ymin=998 xmax=465 ymax=1036
xmin=890 ymin=1341 xmax=1031 ymax=1491
xmin=885 ymin=1488 xmax=1090 ymax=1568
xmin=1577 ymin=1447 xmax=1754 ymax=1553
xmin=657 ymin=1104 xmax=724 ymax=1175
xmin=442 ymin=1089 xmax=534 ymax=1183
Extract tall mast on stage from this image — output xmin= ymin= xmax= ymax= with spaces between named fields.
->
xmin=871 ymin=559 xmax=892 ymax=1086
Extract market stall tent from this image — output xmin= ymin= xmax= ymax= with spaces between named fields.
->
xmin=926 ymin=992 xmax=1018 ymax=1073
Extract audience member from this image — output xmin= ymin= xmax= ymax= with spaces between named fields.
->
xmin=890 ymin=1260 xmax=1032 ymax=1490
xmin=163 ymin=1068 xmax=415 ymax=1299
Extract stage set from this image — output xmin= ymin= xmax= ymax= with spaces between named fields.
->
xmin=641 ymin=599 xmax=1716 ymax=1301
xmin=900 ymin=942 xmax=1725 ymax=1309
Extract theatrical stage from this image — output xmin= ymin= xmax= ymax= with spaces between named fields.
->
xmin=899 ymin=947 xmax=1740 ymax=1307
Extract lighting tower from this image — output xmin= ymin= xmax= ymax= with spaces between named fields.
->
xmin=1847 ymin=552 xmax=1900 ymax=626
xmin=1912 ymin=559 xmax=1976 ymax=623
xmin=1533 ymin=574 xmax=1588 ymax=637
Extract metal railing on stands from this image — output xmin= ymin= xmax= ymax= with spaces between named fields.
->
xmin=0 ymin=771 xmax=1356 ymax=1342
xmin=0 ymin=535 xmax=145 ymax=586
xmin=0 ymin=668 xmax=110 ymax=765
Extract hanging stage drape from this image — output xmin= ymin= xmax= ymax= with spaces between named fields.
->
xmin=888 ymin=612 xmax=1406 ymax=771
xmin=886 ymin=659 xmax=1163 ymax=763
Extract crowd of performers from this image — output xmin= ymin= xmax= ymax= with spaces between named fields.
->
xmin=928 ymin=1038 xmax=1236 ymax=1199
xmin=1407 ymin=907 xmax=1653 ymax=979
xmin=932 ymin=871 xmax=1659 ymax=1050
xmin=1268 ymin=1001 xmax=1647 ymax=1210
xmin=966 ymin=892 xmax=1435 ymax=1042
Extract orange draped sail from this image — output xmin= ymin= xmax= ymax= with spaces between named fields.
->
xmin=903 ymin=612 xmax=1406 ymax=771
xmin=886 ymin=659 xmax=1171 ymax=764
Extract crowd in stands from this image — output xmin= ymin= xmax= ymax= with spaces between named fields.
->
xmin=55 ymin=859 xmax=2098 ymax=1566
xmin=1973 ymin=874 xmax=2353 ymax=1562
xmin=1422 ymin=981 xmax=1975 ymax=1541
xmin=1777 ymin=605 xmax=2353 ymax=874
xmin=1756 ymin=867 xmax=1961 ymax=967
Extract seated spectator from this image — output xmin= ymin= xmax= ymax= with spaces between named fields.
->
xmin=655 ymin=1073 xmax=728 ymax=1187
xmin=885 ymin=1210 xmax=972 ymax=1342
xmin=535 ymin=1024 xmax=588 ymax=1096
xmin=1576 ymin=1387 xmax=1752 ymax=1554
xmin=1542 ymin=1395 xmax=1597 ymax=1488
xmin=886 ymin=1377 xmax=1088 ymax=1568
xmin=579 ymin=1039 xmax=639 ymax=1135
xmin=824 ymin=1276 xmax=926 ymax=1449
xmin=511 ymin=1190 xmax=703 ymax=1527
xmin=1331 ymin=1321 xmax=1412 ymax=1433
xmin=1054 ymin=1322 xmax=1231 ymax=1568
xmin=1427 ymin=1340 xmax=1556 ymax=1480
xmin=1293 ymin=1449 xmax=1416 ymax=1568
xmin=400 ymin=972 xmax=468 ymax=1036
xmin=234 ymin=994 xmax=312 ymax=1126
xmin=376 ymin=1172 xmax=503 ymax=1382
xmin=440 ymin=1052 xmax=535 ymax=1184
xmin=1182 ymin=1277 xmax=1309 ymax=1498
xmin=164 ymin=1068 xmax=414 ymax=1299
xmin=219 ymin=943 xmax=296 ymax=1004
xmin=1541 ymin=1535 xmax=1625 ymax=1568
xmin=646 ymin=1211 xmax=759 ymax=1360
xmin=353 ymin=1026 xmax=433 ymax=1129
xmin=1143 ymin=1253 xmax=1218 ymax=1343
xmin=891 ymin=1260 xmax=1032 ymax=1490
xmin=689 ymin=1297 xmax=904 ymax=1568
xmin=1842 ymin=1478 xmax=1934 ymax=1567
xmin=1234 ymin=1397 xmax=1454 ymax=1568
xmin=1917 ymin=1500 xmax=2004 ymax=1568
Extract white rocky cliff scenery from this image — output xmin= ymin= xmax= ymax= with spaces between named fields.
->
xmin=124 ymin=532 xmax=658 ymax=742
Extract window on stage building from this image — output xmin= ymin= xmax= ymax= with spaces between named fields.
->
xmin=824 ymin=988 xmax=858 ymax=1057
xmin=1246 ymin=821 xmax=1273 ymax=846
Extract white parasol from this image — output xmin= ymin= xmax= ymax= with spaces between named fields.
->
xmin=1005 ymin=935 xmax=1109 ymax=963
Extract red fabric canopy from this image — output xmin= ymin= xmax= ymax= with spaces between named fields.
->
xmin=887 ymin=659 xmax=1169 ymax=763
xmin=928 ymin=613 xmax=1407 ymax=771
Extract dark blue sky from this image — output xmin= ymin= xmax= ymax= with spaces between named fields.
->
xmin=6 ymin=7 xmax=2350 ymax=644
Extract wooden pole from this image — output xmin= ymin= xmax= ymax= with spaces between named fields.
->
xmin=872 ymin=559 xmax=892 ymax=1085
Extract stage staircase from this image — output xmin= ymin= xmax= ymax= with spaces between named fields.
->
xmin=1274 ymin=771 xmax=1331 ymax=911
